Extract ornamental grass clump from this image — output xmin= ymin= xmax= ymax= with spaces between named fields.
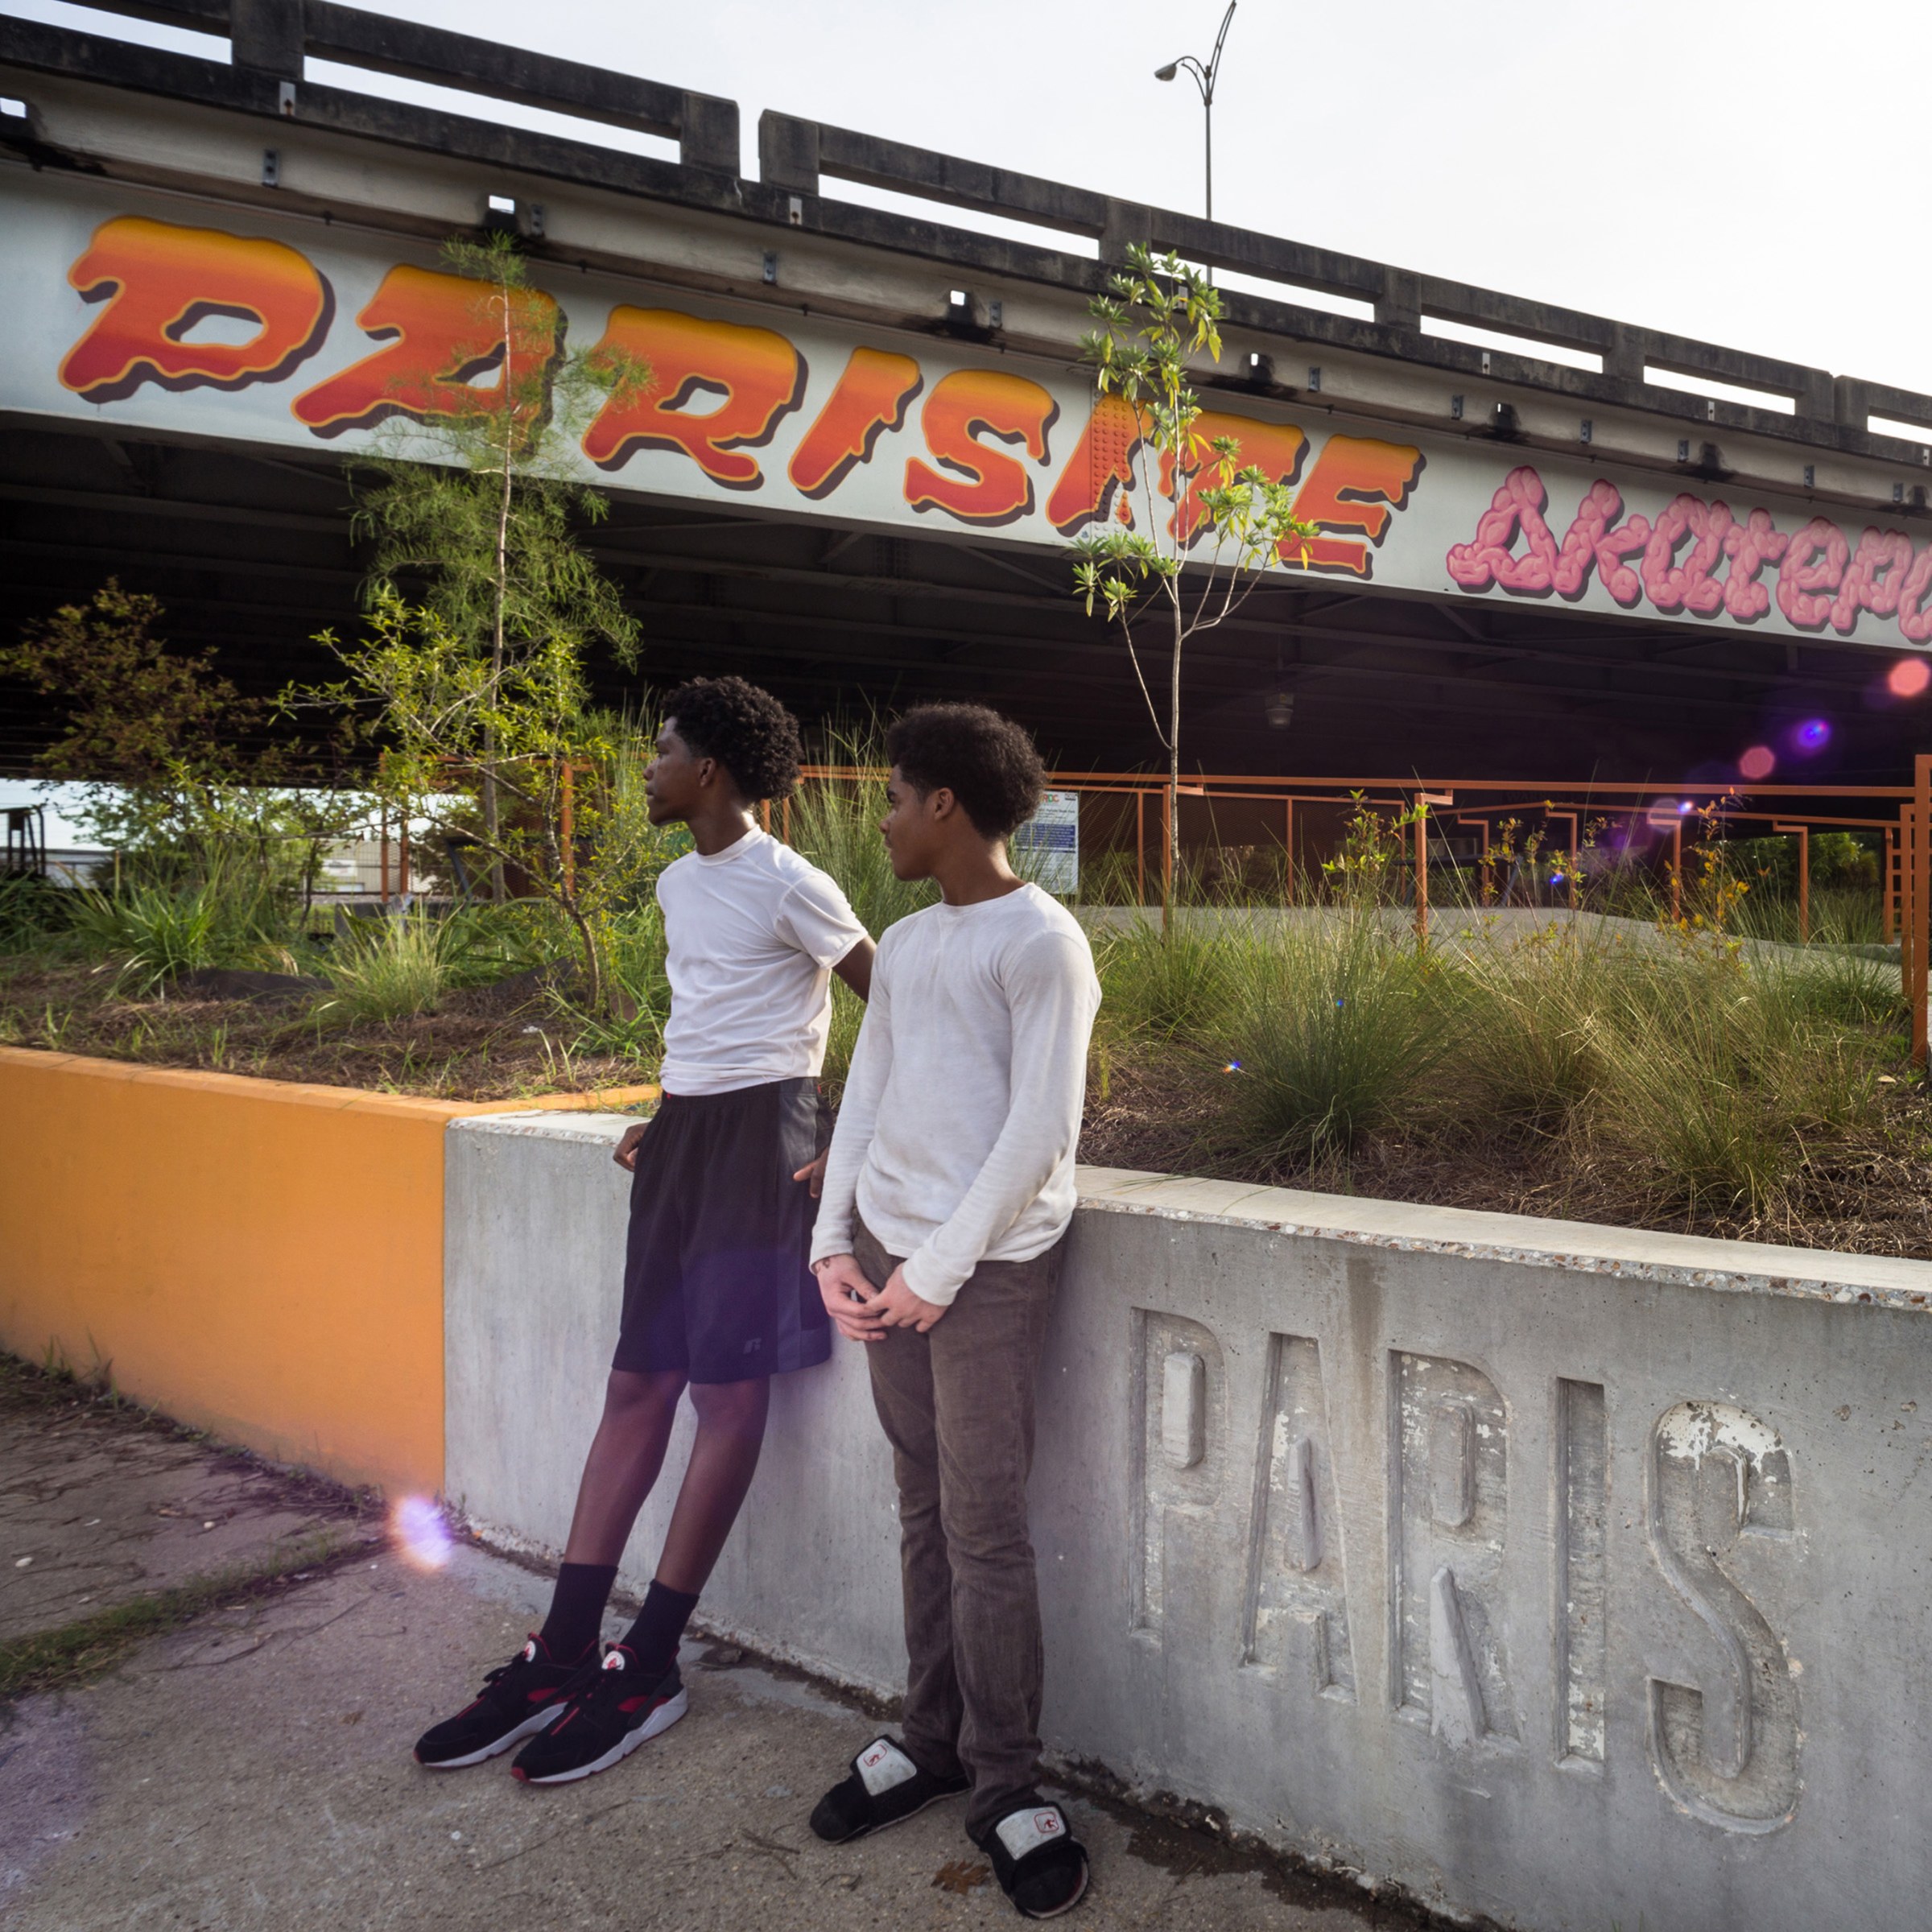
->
xmin=1094 ymin=915 xmax=1243 ymax=1048
xmin=68 ymin=848 xmax=291 ymax=997
xmin=1208 ymin=910 xmax=1440 ymax=1171
xmin=313 ymin=909 xmax=458 ymax=1024
xmin=1439 ymin=923 xmax=1619 ymax=1140
xmin=1584 ymin=945 xmax=1892 ymax=1216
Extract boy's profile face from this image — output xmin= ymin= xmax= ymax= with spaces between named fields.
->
xmin=644 ymin=720 xmax=708 ymax=825
xmin=881 ymin=767 xmax=947 ymax=881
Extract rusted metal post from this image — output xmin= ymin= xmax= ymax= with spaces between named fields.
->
xmin=1414 ymin=802 xmax=1428 ymax=943
xmin=1915 ymin=756 xmax=1931 ymax=1067
xmin=379 ymin=812 xmax=391 ymax=904
xmin=398 ymin=820 xmax=411 ymax=902
xmin=1283 ymin=797 xmax=1294 ymax=905
xmin=1136 ymin=791 xmax=1146 ymax=907
xmin=1458 ymin=815 xmax=1492 ymax=904
xmin=759 ymin=798 xmax=771 ymax=834
xmin=1670 ymin=821 xmax=1682 ymax=923
xmin=1412 ymin=793 xmax=1451 ymax=943
xmin=782 ymin=795 xmax=792 ymax=844
xmin=1885 ymin=825 xmax=1898 ymax=942
xmin=1773 ymin=822 xmax=1809 ymax=942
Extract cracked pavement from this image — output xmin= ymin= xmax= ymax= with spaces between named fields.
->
xmin=0 ymin=1387 xmax=358 ymax=1642
xmin=0 ymin=1381 xmax=1395 ymax=1930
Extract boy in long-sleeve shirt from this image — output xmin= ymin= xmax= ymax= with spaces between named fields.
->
xmin=807 ymin=704 xmax=1100 ymax=1922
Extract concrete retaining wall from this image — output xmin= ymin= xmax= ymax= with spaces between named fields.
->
xmin=446 ymin=1111 xmax=1932 ymax=1931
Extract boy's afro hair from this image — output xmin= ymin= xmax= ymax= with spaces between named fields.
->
xmin=663 ymin=677 xmax=803 ymax=803
xmin=886 ymin=704 xmax=1046 ymax=840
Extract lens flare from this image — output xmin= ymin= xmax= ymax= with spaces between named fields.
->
xmin=1792 ymin=718 xmax=1831 ymax=753
xmin=1889 ymin=658 xmax=1931 ymax=698
xmin=1222 ymin=1060 xmax=1243 ymax=1073
xmin=1739 ymin=745 xmax=1776 ymax=781
xmin=1645 ymin=799 xmax=1682 ymax=832
xmin=392 ymin=1494 xmax=454 ymax=1571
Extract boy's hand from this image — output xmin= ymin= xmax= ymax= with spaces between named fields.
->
xmin=813 ymin=1253 xmax=886 ymax=1344
xmin=869 ymin=1265 xmax=947 ymax=1335
xmin=613 ymin=1122 xmax=649 ymax=1171
xmin=791 ymin=1153 xmax=828 ymax=1197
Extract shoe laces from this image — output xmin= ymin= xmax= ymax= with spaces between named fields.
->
xmin=480 ymin=1637 xmax=541 ymax=1695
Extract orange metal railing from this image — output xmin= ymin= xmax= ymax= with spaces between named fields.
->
xmin=793 ymin=760 xmax=1932 ymax=1064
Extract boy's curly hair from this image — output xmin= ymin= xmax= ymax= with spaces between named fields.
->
xmin=663 ymin=677 xmax=803 ymax=802
xmin=886 ymin=704 xmax=1046 ymax=839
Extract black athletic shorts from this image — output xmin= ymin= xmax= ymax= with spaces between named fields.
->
xmin=614 ymin=1076 xmax=832 ymax=1385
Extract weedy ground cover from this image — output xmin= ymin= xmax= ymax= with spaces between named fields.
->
xmin=5 ymin=767 xmax=1926 ymax=1254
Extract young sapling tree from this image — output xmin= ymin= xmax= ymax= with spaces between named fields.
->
xmin=1069 ymin=245 xmax=1317 ymax=931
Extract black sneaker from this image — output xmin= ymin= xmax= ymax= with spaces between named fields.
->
xmin=509 ymin=1644 xmax=687 ymax=1785
xmin=413 ymin=1633 xmax=585 ymax=1769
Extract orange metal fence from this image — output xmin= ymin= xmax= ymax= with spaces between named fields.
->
xmin=792 ymin=758 xmax=1932 ymax=1064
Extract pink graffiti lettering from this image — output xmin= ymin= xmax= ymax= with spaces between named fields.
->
xmin=1830 ymin=527 xmax=1916 ymax=636
xmin=1443 ymin=468 xmax=1932 ymax=642
xmin=1556 ymin=481 xmax=1627 ymax=599
xmin=1445 ymin=467 xmax=1557 ymax=592
xmin=1597 ymin=510 xmax=1652 ymax=609
xmin=1444 ymin=471 xmax=1630 ymax=600
xmin=1641 ymin=493 xmax=1734 ymax=616
xmin=1897 ymin=545 xmax=1932 ymax=646
xmin=1777 ymin=517 xmax=1850 ymax=631
xmin=1721 ymin=509 xmax=1790 ymax=621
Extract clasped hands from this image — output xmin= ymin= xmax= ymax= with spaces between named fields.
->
xmin=812 ymin=1253 xmax=947 ymax=1340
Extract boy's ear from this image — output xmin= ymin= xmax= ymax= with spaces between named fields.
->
xmin=928 ymin=785 xmax=958 ymax=822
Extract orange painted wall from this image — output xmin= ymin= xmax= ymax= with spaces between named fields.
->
xmin=0 ymin=1048 xmax=654 ymax=1496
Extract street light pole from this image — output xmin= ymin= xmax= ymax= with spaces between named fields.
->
xmin=1155 ymin=1 xmax=1237 ymax=223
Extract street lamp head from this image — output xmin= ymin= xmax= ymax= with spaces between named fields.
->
xmin=1154 ymin=61 xmax=1179 ymax=80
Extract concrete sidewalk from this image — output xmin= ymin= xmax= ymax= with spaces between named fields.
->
xmin=0 ymin=1376 xmax=1423 ymax=1932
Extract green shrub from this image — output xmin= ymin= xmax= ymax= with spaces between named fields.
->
xmin=785 ymin=730 xmax=935 ymax=939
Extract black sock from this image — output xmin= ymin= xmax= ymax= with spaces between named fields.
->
xmin=539 ymin=1562 xmax=617 ymax=1662
xmin=621 ymin=1579 xmax=700 ymax=1677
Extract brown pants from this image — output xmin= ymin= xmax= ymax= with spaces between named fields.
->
xmin=854 ymin=1218 xmax=1062 ymax=1836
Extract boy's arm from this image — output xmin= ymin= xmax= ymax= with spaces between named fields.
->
xmin=809 ymin=962 xmax=892 ymax=1267
xmin=898 ymin=931 xmax=1096 ymax=1310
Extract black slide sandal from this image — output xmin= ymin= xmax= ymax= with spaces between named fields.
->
xmin=808 ymin=1736 xmax=971 ymax=1844
xmin=977 ymin=1798 xmax=1090 ymax=1919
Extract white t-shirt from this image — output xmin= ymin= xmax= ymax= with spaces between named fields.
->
xmin=811 ymin=882 xmax=1101 ymax=1307
xmin=654 ymin=828 xmax=868 ymax=1097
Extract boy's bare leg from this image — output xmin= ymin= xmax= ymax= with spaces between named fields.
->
xmin=563 ymin=1368 xmax=688 ymax=1564
xmin=656 ymin=1376 xmax=772 ymax=1591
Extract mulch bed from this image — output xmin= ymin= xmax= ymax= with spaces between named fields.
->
xmin=0 ymin=960 xmax=646 ymax=1103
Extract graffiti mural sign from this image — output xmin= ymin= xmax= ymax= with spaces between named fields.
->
xmin=6 ymin=173 xmax=1927 ymax=652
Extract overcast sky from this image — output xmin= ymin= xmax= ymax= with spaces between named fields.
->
xmin=9 ymin=0 xmax=1932 ymax=402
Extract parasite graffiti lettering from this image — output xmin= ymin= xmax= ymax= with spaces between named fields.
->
xmin=60 ymin=215 xmax=332 ymax=403
xmin=23 ymin=200 xmax=1931 ymax=653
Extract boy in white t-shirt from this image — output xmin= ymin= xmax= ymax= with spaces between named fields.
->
xmin=415 ymin=678 xmax=872 ymax=1785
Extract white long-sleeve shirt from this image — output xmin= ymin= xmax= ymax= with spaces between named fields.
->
xmin=810 ymin=882 xmax=1101 ymax=1307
